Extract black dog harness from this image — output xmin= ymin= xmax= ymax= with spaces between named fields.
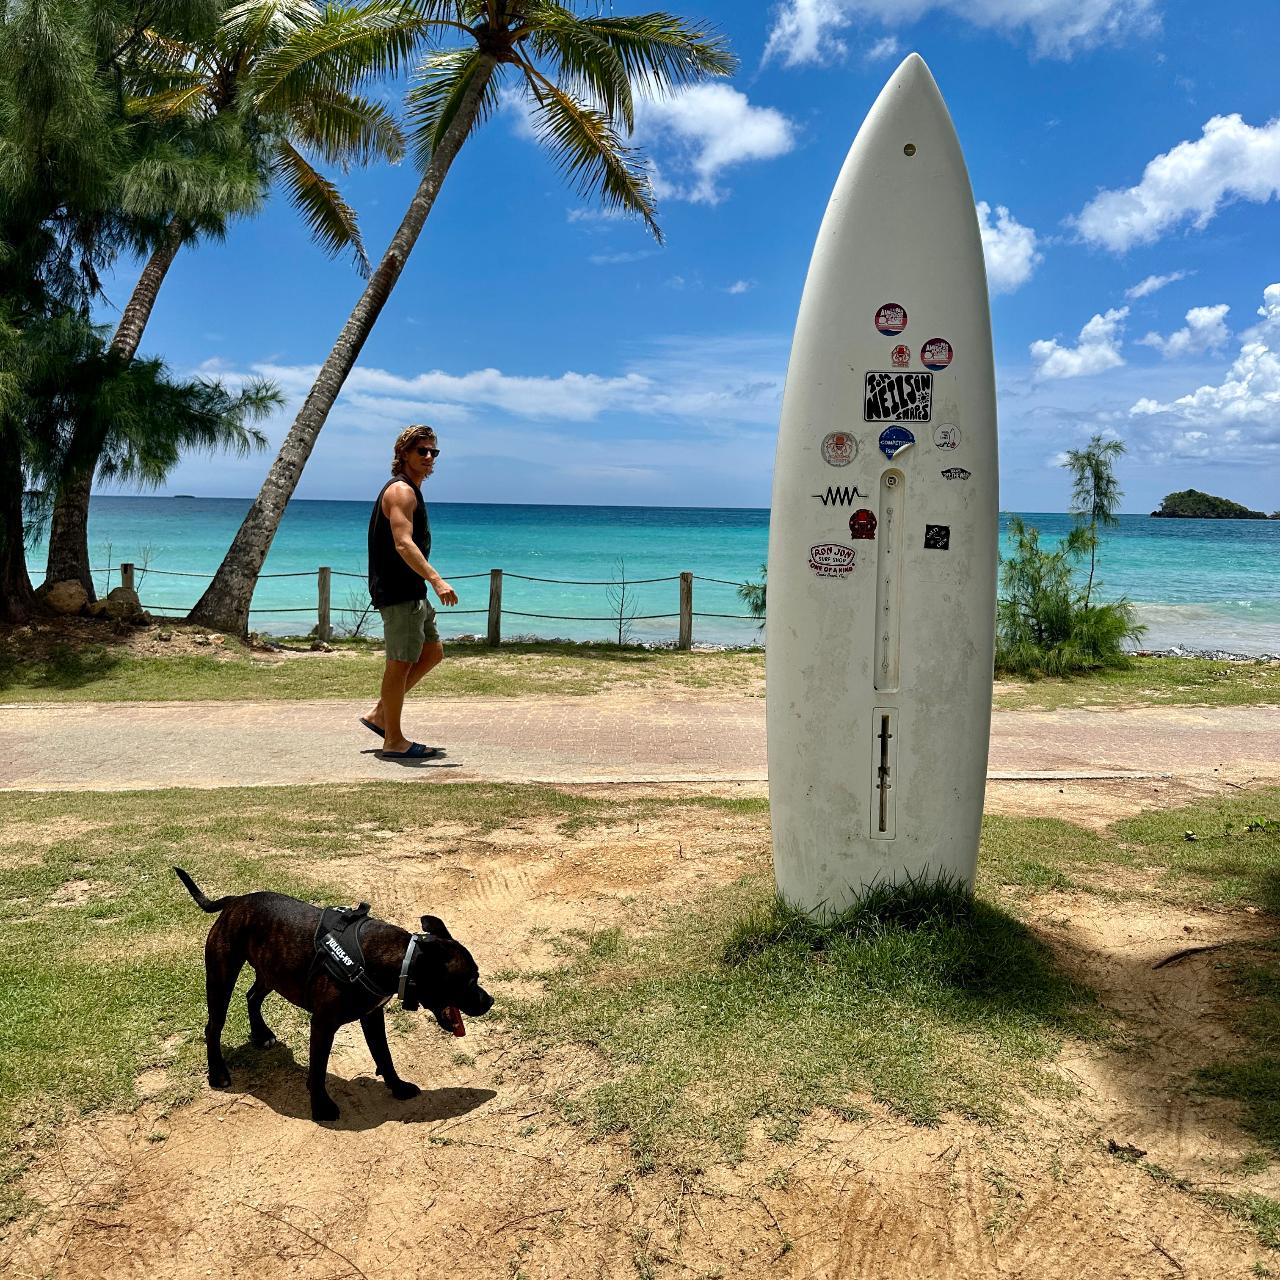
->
xmin=310 ymin=903 xmax=432 ymax=1009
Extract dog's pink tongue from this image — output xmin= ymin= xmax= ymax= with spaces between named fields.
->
xmin=445 ymin=1006 xmax=465 ymax=1037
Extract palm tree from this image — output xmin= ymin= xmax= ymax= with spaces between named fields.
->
xmin=190 ymin=1 xmax=735 ymax=633
xmin=1063 ymin=433 xmax=1125 ymax=609
xmin=44 ymin=0 xmax=421 ymax=597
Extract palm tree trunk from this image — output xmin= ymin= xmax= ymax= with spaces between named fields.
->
xmin=0 ymin=425 xmax=35 ymax=623
xmin=189 ymin=59 xmax=497 ymax=635
xmin=43 ymin=221 xmax=185 ymax=597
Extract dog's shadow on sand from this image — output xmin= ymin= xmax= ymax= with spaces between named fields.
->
xmin=224 ymin=1043 xmax=496 ymax=1130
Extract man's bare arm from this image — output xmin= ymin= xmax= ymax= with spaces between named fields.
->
xmin=383 ymin=483 xmax=458 ymax=606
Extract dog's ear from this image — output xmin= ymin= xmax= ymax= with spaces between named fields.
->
xmin=420 ymin=914 xmax=451 ymax=939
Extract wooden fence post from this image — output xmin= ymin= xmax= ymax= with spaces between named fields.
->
xmin=317 ymin=566 xmax=332 ymax=641
xmin=120 ymin=562 xmax=135 ymax=593
xmin=678 ymin=571 xmax=693 ymax=650
xmin=487 ymin=569 xmax=503 ymax=647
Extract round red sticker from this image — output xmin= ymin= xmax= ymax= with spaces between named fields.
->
xmin=921 ymin=338 xmax=953 ymax=370
xmin=875 ymin=303 xmax=907 ymax=336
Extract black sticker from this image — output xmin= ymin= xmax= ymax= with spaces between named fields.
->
xmin=864 ymin=371 xmax=933 ymax=423
xmin=924 ymin=524 xmax=950 ymax=550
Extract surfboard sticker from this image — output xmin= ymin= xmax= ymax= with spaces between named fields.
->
xmin=864 ymin=371 xmax=932 ymax=422
xmin=874 ymin=303 xmax=907 ymax=336
xmin=808 ymin=543 xmax=856 ymax=576
xmin=820 ymin=432 xmax=857 ymax=466
xmin=924 ymin=524 xmax=951 ymax=550
xmin=849 ymin=509 xmax=877 ymax=539
xmin=941 ymin=467 xmax=971 ymax=480
xmin=890 ymin=344 xmax=911 ymax=367
xmin=812 ymin=484 xmax=867 ymax=506
xmin=878 ymin=426 xmax=915 ymax=459
xmin=933 ymin=423 xmax=960 ymax=450
xmin=921 ymin=338 xmax=954 ymax=370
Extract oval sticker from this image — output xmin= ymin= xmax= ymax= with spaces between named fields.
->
xmin=921 ymin=338 xmax=953 ymax=370
xmin=820 ymin=431 xmax=856 ymax=466
xmin=875 ymin=303 xmax=908 ymax=336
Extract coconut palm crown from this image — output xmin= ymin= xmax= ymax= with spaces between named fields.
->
xmin=190 ymin=0 xmax=735 ymax=633
xmin=43 ymin=0 xmax=426 ymax=596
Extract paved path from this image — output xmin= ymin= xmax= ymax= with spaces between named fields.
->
xmin=3 ymin=697 xmax=1279 ymax=792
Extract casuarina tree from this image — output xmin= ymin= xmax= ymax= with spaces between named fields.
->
xmin=44 ymin=0 xmax=420 ymax=597
xmin=1063 ymin=433 xmax=1125 ymax=609
xmin=190 ymin=1 xmax=735 ymax=633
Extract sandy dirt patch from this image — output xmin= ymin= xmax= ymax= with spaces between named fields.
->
xmin=2 ymin=783 xmax=1276 ymax=1280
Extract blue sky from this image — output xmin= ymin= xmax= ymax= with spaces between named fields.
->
xmin=104 ymin=0 xmax=1280 ymax=514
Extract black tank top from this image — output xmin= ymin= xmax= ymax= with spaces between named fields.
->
xmin=367 ymin=477 xmax=431 ymax=608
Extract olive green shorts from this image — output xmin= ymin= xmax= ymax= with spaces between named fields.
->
xmin=380 ymin=598 xmax=440 ymax=662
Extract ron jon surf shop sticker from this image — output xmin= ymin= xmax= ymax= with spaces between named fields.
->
xmin=809 ymin=543 xmax=856 ymax=577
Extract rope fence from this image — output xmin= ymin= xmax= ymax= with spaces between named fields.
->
xmin=82 ymin=561 xmax=760 ymax=647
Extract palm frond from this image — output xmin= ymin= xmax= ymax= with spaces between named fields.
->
xmin=128 ymin=79 xmax=215 ymax=121
xmin=271 ymin=138 xmax=370 ymax=273
xmin=525 ymin=2 xmax=634 ymax=129
xmin=290 ymin=88 xmax=405 ymax=167
xmin=521 ymin=71 xmax=660 ymax=241
xmin=406 ymin=45 xmax=501 ymax=170
xmin=569 ymin=11 xmax=736 ymax=96
xmin=250 ymin=0 xmax=427 ymax=112
xmin=219 ymin=0 xmax=319 ymax=61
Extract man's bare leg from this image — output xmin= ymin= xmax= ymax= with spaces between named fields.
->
xmin=367 ymin=641 xmax=444 ymax=749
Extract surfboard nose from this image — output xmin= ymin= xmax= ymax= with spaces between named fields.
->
xmin=889 ymin=51 xmax=941 ymax=98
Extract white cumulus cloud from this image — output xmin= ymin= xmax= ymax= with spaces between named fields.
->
xmin=1075 ymin=114 xmax=1280 ymax=252
xmin=1138 ymin=304 xmax=1231 ymax=359
xmin=1125 ymin=270 xmax=1189 ymax=299
xmin=1030 ymin=307 xmax=1129 ymax=380
xmin=1129 ymin=285 xmax=1280 ymax=435
xmin=762 ymin=0 xmax=1158 ymax=65
xmin=763 ymin=0 xmax=849 ymax=67
xmin=635 ymin=85 xmax=796 ymax=205
xmin=865 ymin=36 xmax=900 ymax=61
xmin=976 ymin=201 xmax=1041 ymax=294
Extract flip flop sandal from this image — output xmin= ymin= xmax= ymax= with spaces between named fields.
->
xmin=359 ymin=717 xmax=385 ymax=738
xmin=379 ymin=742 xmax=442 ymax=760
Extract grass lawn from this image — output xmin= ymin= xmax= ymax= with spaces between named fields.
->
xmin=1 ymin=628 xmax=1277 ymax=708
xmin=2 ymin=780 xmax=1276 ymax=1237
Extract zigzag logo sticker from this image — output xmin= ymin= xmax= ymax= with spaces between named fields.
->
xmin=810 ymin=485 xmax=867 ymax=506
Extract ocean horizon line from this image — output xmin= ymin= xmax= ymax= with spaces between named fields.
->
xmin=91 ymin=493 xmax=1154 ymax=519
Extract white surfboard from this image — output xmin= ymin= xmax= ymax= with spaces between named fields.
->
xmin=766 ymin=53 xmax=998 ymax=915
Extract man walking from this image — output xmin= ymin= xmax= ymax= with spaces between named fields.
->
xmin=360 ymin=424 xmax=456 ymax=759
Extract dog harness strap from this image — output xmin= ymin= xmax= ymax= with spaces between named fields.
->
xmin=312 ymin=904 xmax=390 ymax=998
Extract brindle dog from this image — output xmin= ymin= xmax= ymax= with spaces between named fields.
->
xmin=175 ymin=867 xmax=492 ymax=1122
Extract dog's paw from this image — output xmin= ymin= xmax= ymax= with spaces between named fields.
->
xmin=208 ymin=1067 xmax=232 ymax=1090
xmin=389 ymin=1079 xmax=420 ymax=1101
xmin=311 ymin=1095 xmax=341 ymax=1123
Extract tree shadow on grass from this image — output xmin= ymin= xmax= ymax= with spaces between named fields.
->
xmin=0 ymin=640 xmax=124 ymax=693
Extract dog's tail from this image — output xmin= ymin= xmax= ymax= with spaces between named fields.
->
xmin=174 ymin=866 xmax=233 ymax=913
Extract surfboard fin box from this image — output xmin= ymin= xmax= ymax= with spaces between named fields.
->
xmin=872 ymin=708 xmax=898 ymax=839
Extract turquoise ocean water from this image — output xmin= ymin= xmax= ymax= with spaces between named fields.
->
xmin=25 ymin=497 xmax=1280 ymax=653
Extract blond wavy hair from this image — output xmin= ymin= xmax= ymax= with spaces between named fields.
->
xmin=390 ymin=424 xmax=438 ymax=478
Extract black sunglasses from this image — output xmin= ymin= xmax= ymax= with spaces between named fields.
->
xmin=414 ymin=446 xmax=441 ymax=458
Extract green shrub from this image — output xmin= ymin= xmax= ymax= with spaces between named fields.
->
xmin=995 ymin=516 xmax=1144 ymax=677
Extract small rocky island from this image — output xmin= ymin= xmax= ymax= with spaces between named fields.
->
xmin=1151 ymin=489 xmax=1270 ymax=519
